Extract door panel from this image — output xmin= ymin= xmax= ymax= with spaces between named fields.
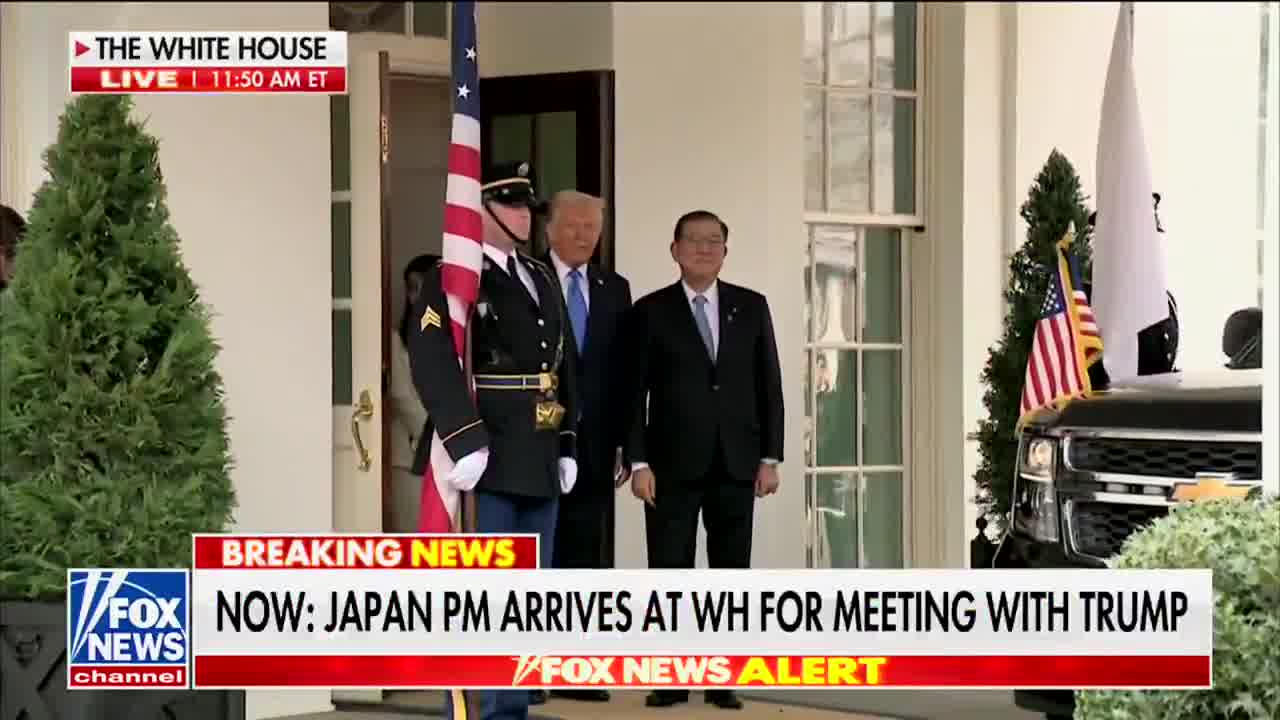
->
xmin=334 ymin=49 xmax=389 ymax=536
xmin=331 ymin=49 xmax=390 ymax=706
xmin=480 ymin=71 xmax=615 ymax=269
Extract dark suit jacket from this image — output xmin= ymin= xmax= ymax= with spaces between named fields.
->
xmin=623 ymin=280 xmax=784 ymax=486
xmin=541 ymin=253 xmax=633 ymax=495
xmin=408 ymin=253 xmax=578 ymax=499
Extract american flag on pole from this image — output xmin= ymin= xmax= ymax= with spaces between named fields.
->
xmin=418 ymin=0 xmax=485 ymax=533
xmin=1020 ymin=229 xmax=1104 ymax=422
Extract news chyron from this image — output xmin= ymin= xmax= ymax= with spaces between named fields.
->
xmin=68 ymin=31 xmax=348 ymax=95
xmin=67 ymin=569 xmax=191 ymax=689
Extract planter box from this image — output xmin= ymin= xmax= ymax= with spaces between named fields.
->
xmin=1 ymin=600 xmax=244 ymax=720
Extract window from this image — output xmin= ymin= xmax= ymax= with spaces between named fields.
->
xmin=329 ymin=2 xmax=448 ymax=38
xmin=802 ymin=2 xmax=921 ymax=569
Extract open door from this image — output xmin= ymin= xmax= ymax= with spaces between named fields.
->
xmin=480 ymin=71 xmax=616 ymax=270
xmin=480 ymin=70 xmax=616 ymax=566
xmin=331 ymin=48 xmax=391 ymax=706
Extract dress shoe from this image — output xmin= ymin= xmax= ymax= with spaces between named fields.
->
xmin=704 ymin=689 xmax=744 ymax=709
xmin=644 ymin=689 xmax=690 ymax=707
xmin=550 ymin=689 xmax=611 ymax=702
xmin=528 ymin=690 xmax=547 ymax=705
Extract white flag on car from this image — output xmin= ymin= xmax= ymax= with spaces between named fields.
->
xmin=1093 ymin=1 xmax=1170 ymax=382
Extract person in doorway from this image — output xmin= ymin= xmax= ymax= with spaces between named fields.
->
xmin=623 ymin=209 xmax=785 ymax=711
xmin=0 ymin=204 xmax=26 ymax=292
xmin=529 ymin=191 xmax=632 ymax=707
xmin=407 ymin=161 xmax=578 ymax=720
xmin=388 ymin=254 xmax=439 ymax=533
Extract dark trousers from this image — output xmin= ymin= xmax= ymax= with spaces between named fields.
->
xmin=643 ymin=453 xmax=755 ymax=569
xmin=445 ymin=490 xmax=557 ymax=720
xmin=553 ymin=480 xmax=614 ymax=569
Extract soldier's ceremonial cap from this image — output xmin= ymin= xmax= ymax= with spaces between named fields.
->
xmin=482 ymin=160 xmax=540 ymax=208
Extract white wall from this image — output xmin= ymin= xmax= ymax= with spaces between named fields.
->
xmin=477 ymin=1 xmax=612 ymax=77
xmin=1 ymin=3 xmax=334 ymax=718
xmin=1013 ymin=2 xmax=1264 ymax=372
xmin=611 ymin=1 xmax=806 ymax=569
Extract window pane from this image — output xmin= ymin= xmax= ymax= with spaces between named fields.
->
xmin=815 ymin=349 xmax=858 ymax=467
xmin=331 ymin=95 xmax=350 ymax=192
xmin=829 ymin=2 xmax=871 ymax=87
xmin=864 ymin=227 xmax=901 ymax=342
xmin=804 ymin=350 xmax=815 ymax=465
xmin=862 ymin=350 xmax=903 ymax=466
xmin=332 ymin=201 xmax=352 ymax=300
xmin=810 ymin=472 xmax=859 ymax=568
xmin=413 ymin=1 xmax=447 ymax=37
xmin=536 ymin=112 xmax=578 ymax=201
xmin=803 ymin=225 xmax=815 ymax=342
xmin=874 ymin=2 xmax=917 ymax=91
xmin=829 ymin=93 xmax=871 ymax=213
xmin=330 ymin=1 xmax=406 ymax=34
xmin=332 ymin=308 xmax=353 ymax=405
xmin=804 ymin=90 xmax=826 ymax=212
xmin=803 ymin=2 xmax=826 ymax=84
xmin=812 ymin=225 xmax=858 ymax=343
xmin=873 ymin=95 xmax=916 ymax=215
xmin=863 ymin=471 xmax=904 ymax=567
xmin=490 ymin=114 xmax=534 ymax=165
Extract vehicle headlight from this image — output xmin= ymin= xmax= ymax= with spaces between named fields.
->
xmin=1020 ymin=437 xmax=1056 ymax=481
xmin=1013 ymin=434 xmax=1059 ymax=543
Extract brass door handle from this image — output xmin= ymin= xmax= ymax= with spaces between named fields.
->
xmin=351 ymin=389 xmax=374 ymax=471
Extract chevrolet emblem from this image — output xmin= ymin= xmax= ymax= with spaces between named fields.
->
xmin=420 ymin=306 xmax=442 ymax=330
xmin=1171 ymin=474 xmax=1252 ymax=503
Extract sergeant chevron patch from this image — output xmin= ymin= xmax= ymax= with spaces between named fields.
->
xmin=421 ymin=305 xmax=442 ymax=330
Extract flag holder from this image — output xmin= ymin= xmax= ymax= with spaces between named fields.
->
xmin=457 ymin=312 xmax=481 ymax=719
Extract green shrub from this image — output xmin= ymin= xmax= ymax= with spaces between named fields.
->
xmin=1076 ymin=497 xmax=1280 ymax=720
xmin=0 ymin=94 xmax=236 ymax=601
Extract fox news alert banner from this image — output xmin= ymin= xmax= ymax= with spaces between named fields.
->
xmin=185 ymin=534 xmax=1213 ymax=691
xmin=68 ymin=32 xmax=348 ymax=94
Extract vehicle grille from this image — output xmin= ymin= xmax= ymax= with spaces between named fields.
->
xmin=1067 ymin=438 xmax=1261 ymax=479
xmin=1069 ymin=502 xmax=1168 ymax=559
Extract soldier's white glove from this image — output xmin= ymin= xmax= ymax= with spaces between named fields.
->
xmin=558 ymin=457 xmax=578 ymax=494
xmin=447 ymin=449 xmax=489 ymax=492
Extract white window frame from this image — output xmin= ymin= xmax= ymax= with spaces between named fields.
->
xmin=802 ymin=1 xmax=925 ymax=570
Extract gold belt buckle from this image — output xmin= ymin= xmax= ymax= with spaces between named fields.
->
xmin=537 ymin=372 xmax=558 ymax=393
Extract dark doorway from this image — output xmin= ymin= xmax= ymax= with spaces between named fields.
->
xmin=480 ymin=71 xmax=616 ymax=271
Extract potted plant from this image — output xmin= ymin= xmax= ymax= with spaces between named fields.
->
xmin=1076 ymin=496 xmax=1280 ymax=719
xmin=1 ymin=95 xmax=242 ymax=719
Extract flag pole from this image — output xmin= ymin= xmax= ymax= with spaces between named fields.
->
xmin=460 ymin=305 xmax=481 ymax=719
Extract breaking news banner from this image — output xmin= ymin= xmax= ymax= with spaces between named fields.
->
xmin=68 ymin=31 xmax=348 ymax=95
xmin=178 ymin=534 xmax=1212 ymax=692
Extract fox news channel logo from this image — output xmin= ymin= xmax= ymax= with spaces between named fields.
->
xmin=67 ymin=569 xmax=190 ymax=689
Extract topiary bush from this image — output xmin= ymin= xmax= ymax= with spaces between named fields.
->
xmin=1076 ymin=496 xmax=1280 ymax=720
xmin=973 ymin=149 xmax=1093 ymax=526
xmin=0 ymin=94 xmax=237 ymax=602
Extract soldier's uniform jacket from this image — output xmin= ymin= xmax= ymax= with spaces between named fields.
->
xmin=408 ymin=251 xmax=579 ymax=500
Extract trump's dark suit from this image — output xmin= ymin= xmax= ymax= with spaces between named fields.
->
xmin=624 ymin=279 xmax=784 ymax=568
xmin=543 ymin=252 xmax=633 ymax=568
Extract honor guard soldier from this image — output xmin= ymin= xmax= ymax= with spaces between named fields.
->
xmin=407 ymin=161 xmax=578 ymax=719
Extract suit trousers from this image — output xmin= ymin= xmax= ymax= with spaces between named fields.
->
xmin=643 ymin=450 xmax=755 ymax=569
xmin=445 ymin=490 xmax=557 ymax=720
xmin=553 ymin=457 xmax=614 ymax=568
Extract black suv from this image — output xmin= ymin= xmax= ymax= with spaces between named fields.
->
xmin=999 ymin=308 xmax=1264 ymax=719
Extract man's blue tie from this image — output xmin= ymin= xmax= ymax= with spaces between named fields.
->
xmin=692 ymin=295 xmax=716 ymax=360
xmin=567 ymin=269 xmax=588 ymax=352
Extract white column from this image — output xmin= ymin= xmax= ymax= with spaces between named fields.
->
xmin=1264 ymin=2 xmax=1278 ymax=499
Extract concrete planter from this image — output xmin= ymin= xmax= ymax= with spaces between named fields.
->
xmin=0 ymin=600 xmax=243 ymax=720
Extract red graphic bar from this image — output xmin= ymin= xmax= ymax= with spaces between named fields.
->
xmin=194 ymin=654 xmax=1211 ymax=690
xmin=70 ymin=66 xmax=347 ymax=93
xmin=193 ymin=535 xmax=538 ymax=570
